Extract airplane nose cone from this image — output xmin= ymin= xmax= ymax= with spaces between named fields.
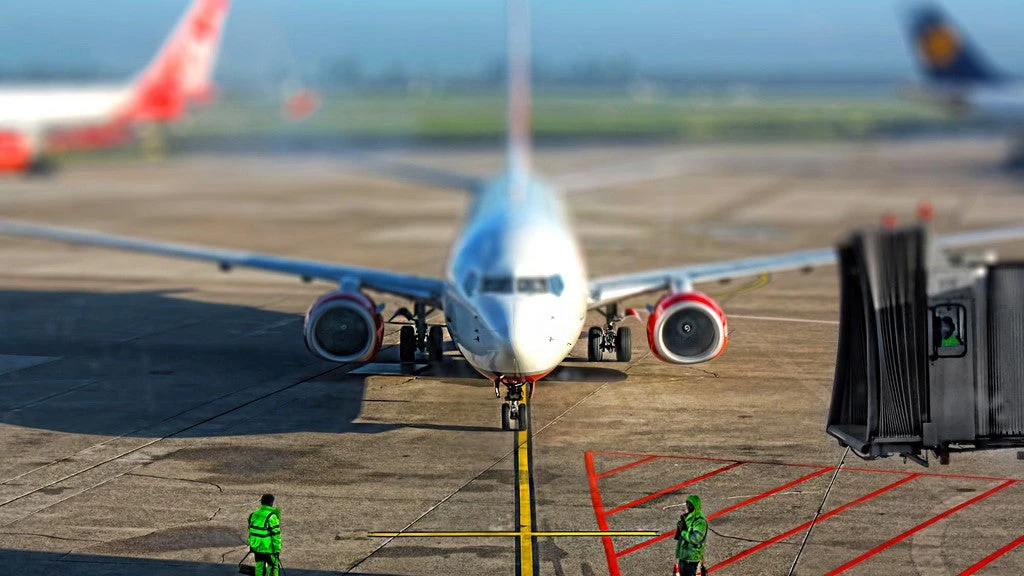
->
xmin=478 ymin=299 xmax=532 ymax=375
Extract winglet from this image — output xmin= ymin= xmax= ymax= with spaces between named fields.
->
xmin=129 ymin=0 xmax=232 ymax=122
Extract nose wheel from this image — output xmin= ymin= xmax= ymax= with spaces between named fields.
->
xmin=497 ymin=380 xmax=532 ymax=431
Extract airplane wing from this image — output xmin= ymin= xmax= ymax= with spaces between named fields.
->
xmin=0 ymin=219 xmax=446 ymax=305
xmin=587 ymin=225 xmax=1024 ymax=308
xmin=351 ymin=156 xmax=484 ymax=193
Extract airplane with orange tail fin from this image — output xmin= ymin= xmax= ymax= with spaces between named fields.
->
xmin=0 ymin=0 xmax=230 ymax=174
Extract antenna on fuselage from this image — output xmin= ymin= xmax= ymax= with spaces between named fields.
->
xmin=506 ymin=0 xmax=533 ymax=180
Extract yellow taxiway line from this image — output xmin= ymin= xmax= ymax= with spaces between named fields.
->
xmin=369 ymin=531 xmax=659 ymax=538
xmin=368 ymin=398 xmax=659 ymax=573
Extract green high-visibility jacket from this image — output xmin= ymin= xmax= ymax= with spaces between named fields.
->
xmin=248 ymin=505 xmax=282 ymax=554
xmin=675 ymin=495 xmax=707 ymax=563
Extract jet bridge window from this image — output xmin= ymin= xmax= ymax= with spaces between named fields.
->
xmin=932 ymin=304 xmax=966 ymax=358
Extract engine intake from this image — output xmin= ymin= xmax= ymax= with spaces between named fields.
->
xmin=647 ymin=292 xmax=728 ymax=364
xmin=304 ymin=291 xmax=383 ymax=363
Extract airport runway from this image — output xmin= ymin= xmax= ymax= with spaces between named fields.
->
xmin=0 ymin=138 xmax=1022 ymax=575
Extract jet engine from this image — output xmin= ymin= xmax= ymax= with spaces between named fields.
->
xmin=304 ymin=291 xmax=383 ymax=363
xmin=646 ymin=292 xmax=728 ymax=364
xmin=0 ymin=132 xmax=33 ymax=172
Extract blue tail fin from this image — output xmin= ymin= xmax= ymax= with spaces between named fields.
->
xmin=904 ymin=3 xmax=1002 ymax=84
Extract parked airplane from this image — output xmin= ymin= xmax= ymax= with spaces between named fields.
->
xmin=902 ymin=2 xmax=1024 ymax=160
xmin=2 ymin=0 xmax=1024 ymax=430
xmin=0 ymin=0 xmax=231 ymax=174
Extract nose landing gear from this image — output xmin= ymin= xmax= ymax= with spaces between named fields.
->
xmin=497 ymin=379 xmax=532 ymax=431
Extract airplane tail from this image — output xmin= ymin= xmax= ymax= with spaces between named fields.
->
xmin=902 ymin=2 xmax=1003 ymax=85
xmin=129 ymin=0 xmax=231 ymax=122
xmin=506 ymin=0 xmax=532 ymax=177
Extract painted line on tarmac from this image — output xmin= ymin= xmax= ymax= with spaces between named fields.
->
xmin=614 ymin=465 xmax=834 ymax=558
xmin=369 ymin=531 xmax=658 ymax=538
xmin=959 ymin=533 xmax=1024 ymax=575
xmin=604 ymin=462 xmax=742 ymax=516
xmin=514 ymin=401 xmax=539 ymax=576
xmin=709 ymin=474 xmax=922 ymax=572
xmin=824 ymin=480 xmax=1017 ymax=575
xmin=730 ymin=314 xmax=839 ymax=325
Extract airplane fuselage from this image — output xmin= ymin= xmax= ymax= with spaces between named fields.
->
xmin=442 ymin=168 xmax=588 ymax=382
xmin=0 ymin=85 xmax=132 ymax=131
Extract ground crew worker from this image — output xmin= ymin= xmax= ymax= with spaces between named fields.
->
xmin=248 ymin=494 xmax=282 ymax=576
xmin=673 ymin=494 xmax=707 ymax=576
xmin=940 ymin=316 xmax=962 ymax=348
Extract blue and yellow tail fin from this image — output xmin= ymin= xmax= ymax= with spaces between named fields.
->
xmin=904 ymin=3 xmax=1003 ymax=84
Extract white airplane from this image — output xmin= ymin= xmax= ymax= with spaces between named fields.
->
xmin=2 ymin=0 xmax=1024 ymax=430
xmin=0 ymin=0 xmax=231 ymax=174
xmin=901 ymin=3 xmax=1024 ymax=159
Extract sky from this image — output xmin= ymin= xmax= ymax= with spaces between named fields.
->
xmin=0 ymin=0 xmax=1021 ymax=81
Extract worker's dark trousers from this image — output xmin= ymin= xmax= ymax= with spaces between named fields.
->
xmin=254 ymin=552 xmax=279 ymax=576
xmin=678 ymin=561 xmax=700 ymax=576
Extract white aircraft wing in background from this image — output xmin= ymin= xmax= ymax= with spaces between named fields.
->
xmin=586 ymin=224 xmax=1024 ymax=308
xmin=0 ymin=219 xmax=445 ymax=304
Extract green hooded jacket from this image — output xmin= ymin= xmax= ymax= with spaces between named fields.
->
xmin=248 ymin=505 xmax=282 ymax=554
xmin=675 ymin=495 xmax=707 ymax=563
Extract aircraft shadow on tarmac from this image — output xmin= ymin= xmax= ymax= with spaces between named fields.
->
xmin=0 ymin=548 xmax=393 ymax=576
xmin=0 ymin=289 xmax=625 ymax=438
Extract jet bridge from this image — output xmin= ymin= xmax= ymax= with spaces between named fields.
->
xmin=827 ymin=225 xmax=1024 ymax=465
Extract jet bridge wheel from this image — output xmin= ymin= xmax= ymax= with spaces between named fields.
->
xmin=427 ymin=325 xmax=445 ymax=363
xmin=587 ymin=327 xmax=604 ymax=361
xmin=399 ymin=325 xmax=416 ymax=363
xmin=615 ymin=327 xmax=632 ymax=362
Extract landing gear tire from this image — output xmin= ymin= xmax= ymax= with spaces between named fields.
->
xmin=427 ymin=325 xmax=444 ymax=363
xmin=501 ymin=403 xmax=512 ymax=431
xmin=615 ymin=327 xmax=632 ymax=362
xmin=516 ymin=403 xmax=530 ymax=431
xmin=399 ymin=325 xmax=416 ymax=363
xmin=25 ymin=157 xmax=56 ymax=177
xmin=588 ymin=326 xmax=604 ymax=362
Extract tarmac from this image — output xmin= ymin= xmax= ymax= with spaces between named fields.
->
xmin=0 ymin=137 xmax=1022 ymax=575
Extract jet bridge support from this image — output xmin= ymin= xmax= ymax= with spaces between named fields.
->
xmin=826 ymin=225 xmax=1024 ymax=465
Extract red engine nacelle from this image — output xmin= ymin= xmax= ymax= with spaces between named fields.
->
xmin=646 ymin=292 xmax=728 ymax=364
xmin=0 ymin=132 xmax=33 ymax=172
xmin=303 ymin=291 xmax=383 ymax=363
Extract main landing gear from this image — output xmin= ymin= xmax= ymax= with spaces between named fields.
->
xmin=587 ymin=303 xmax=632 ymax=362
xmin=498 ymin=379 xmax=532 ymax=431
xmin=394 ymin=302 xmax=445 ymax=364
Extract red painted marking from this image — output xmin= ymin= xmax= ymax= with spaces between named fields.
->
xmin=591 ymin=451 xmax=1021 ymax=482
xmin=597 ymin=456 xmax=660 ymax=480
xmin=825 ymin=480 xmax=1017 ymax=575
xmin=709 ymin=474 xmax=921 ymax=572
xmin=959 ymin=533 xmax=1024 ymax=575
xmin=584 ymin=452 xmax=620 ymax=576
xmin=614 ymin=466 xmax=833 ymax=558
xmin=605 ymin=462 xmax=742 ymax=516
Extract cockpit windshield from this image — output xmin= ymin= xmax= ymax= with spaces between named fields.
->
xmin=481 ymin=276 xmax=514 ymax=294
xmin=475 ymin=274 xmax=564 ymax=296
xmin=517 ymin=277 xmax=549 ymax=294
